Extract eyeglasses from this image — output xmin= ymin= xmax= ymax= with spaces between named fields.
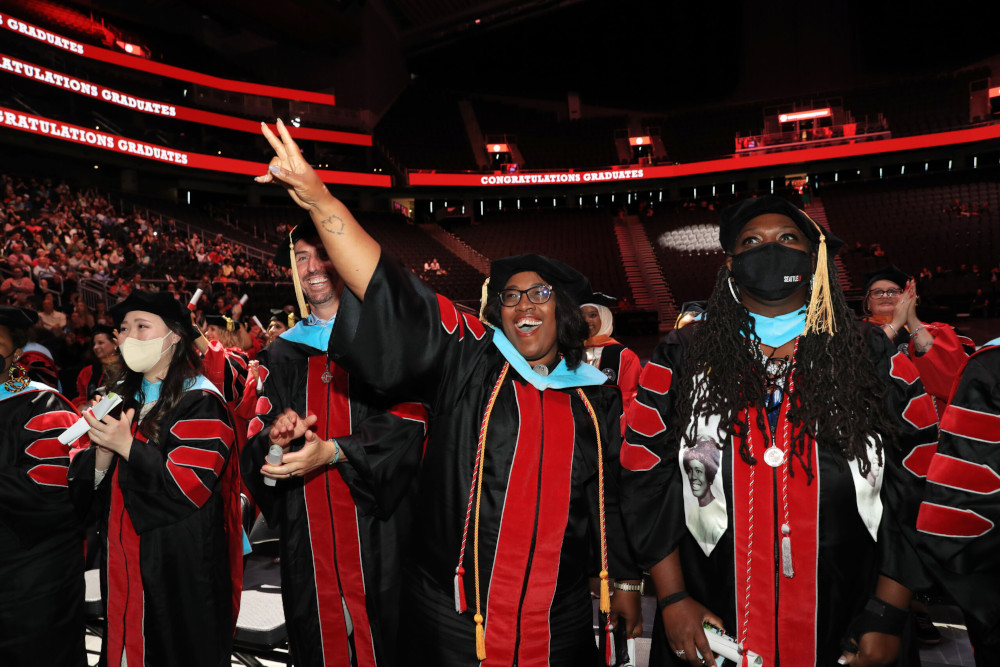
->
xmin=868 ymin=288 xmax=903 ymax=299
xmin=498 ymin=285 xmax=553 ymax=307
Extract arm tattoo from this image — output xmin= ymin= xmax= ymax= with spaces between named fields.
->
xmin=319 ymin=213 xmax=345 ymax=236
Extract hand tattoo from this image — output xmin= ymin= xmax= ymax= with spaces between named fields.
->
xmin=319 ymin=213 xmax=345 ymax=236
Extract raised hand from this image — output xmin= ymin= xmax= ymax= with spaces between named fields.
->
xmin=255 ymin=119 xmax=333 ymax=212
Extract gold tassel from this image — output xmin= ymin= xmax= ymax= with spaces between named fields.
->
xmin=478 ymin=277 xmax=490 ymax=323
xmin=475 ymin=613 xmax=486 ymax=660
xmin=802 ymin=213 xmax=837 ymax=336
xmin=289 ymin=231 xmax=310 ymax=319
xmin=599 ymin=569 xmax=611 ymax=614
xmin=223 ymin=314 xmax=234 ymax=332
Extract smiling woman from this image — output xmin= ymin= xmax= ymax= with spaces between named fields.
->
xmin=256 ymin=119 xmax=643 ymax=666
xmin=68 ymin=291 xmax=242 ymax=667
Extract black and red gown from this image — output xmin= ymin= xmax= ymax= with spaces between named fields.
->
xmin=330 ymin=255 xmax=638 ymax=667
xmin=241 ymin=324 xmax=428 ymax=667
xmin=69 ymin=376 xmax=242 ymax=667
xmin=621 ymin=322 xmax=938 ymax=666
xmin=917 ymin=340 xmax=1000 ymax=657
xmin=0 ymin=382 xmax=86 ymax=666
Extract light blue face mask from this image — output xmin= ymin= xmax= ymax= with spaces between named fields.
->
xmin=747 ymin=308 xmax=807 ymax=349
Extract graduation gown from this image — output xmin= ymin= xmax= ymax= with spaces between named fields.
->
xmin=621 ymin=323 xmax=937 ymax=666
xmin=241 ymin=328 xmax=427 ymax=667
xmin=586 ymin=339 xmax=642 ymax=420
xmin=916 ymin=342 xmax=1000 ymax=644
xmin=69 ymin=378 xmax=241 ymax=667
xmin=75 ymin=361 xmax=111 ymax=407
xmin=0 ymin=383 xmax=86 ymax=667
xmin=331 ymin=255 xmax=638 ymax=667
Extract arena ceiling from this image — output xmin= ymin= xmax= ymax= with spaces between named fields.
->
xmin=12 ymin=1 xmax=999 ymax=113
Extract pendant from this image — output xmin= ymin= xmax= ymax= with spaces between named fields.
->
xmin=763 ymin=446 xmax=785 ymax=467
xmin=320 ymin=370 xmax=333 ymax=384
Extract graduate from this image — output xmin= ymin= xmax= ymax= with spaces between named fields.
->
xmin=620 ymin=196 xmax=938 ymax=666
xmin=70 ymin=291 xmax=242 ymax=667
xmin=917 ymin=336 xmax=1000 ymax=666
xmin=241 ymin=220 xmax=427 ymax=667
xmin=256 ymin=118 xmax=641 ymax=666
xmin=581 ymin=292 xmax=642 ymax=418
xmin=0 ymin=306 xmax=86 ymax=666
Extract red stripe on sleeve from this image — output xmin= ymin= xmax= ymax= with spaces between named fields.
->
xmin=254 ymin=396 xmax=273 ymax=416
xmin=902 ymin=442 xmax=938 ymax=478
xmin=247 ymin=417 xmax=264 ymax=439
xmin=436 ymin=294 xmax=459 ymax=334
xmin=168 ymin=446 xmax=226 ymax=475
xmin=170 ymin=419 xmax=235 ymax=448
xmin=889 ymin=352 xmax=919 ymax=385
xmin=926 ymin=454 xmax=1000 ymax=494
xmin=639 ymin=362 xmax=673 ymax=395
xmin=388 ymin=402 xmax=428 ymax=433
xmin=166 ymin=461 xmax=213 ymax=506
xmin=902 ymin=394 xmax=938 ymax=430
xmin=917 ymin=502 xmax=994 ymax=538
xmin=940 ymin=405 xmax=1000 ymax=444
xmin=25 ymin=410 xmax=79 ymax=432
xmin=25 ymin=436 xmax=70 ymax=461
xmin=27 ymin=463 xmax=69 ymax=487
xmin=620 ymin=439 xmax=662 ymax=471
xmin=461 ymin=312 xmax=487 ymax=339
xmin=627 ymin=400 xmax=667 ymax=437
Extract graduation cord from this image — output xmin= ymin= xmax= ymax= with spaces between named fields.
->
xmin=741 ymin=407 xmax=755 ymax=667
xmin=454 ymin=362 xmax=509 ymax=660
xmin=575 ymin=387 xmax=613 ymax=662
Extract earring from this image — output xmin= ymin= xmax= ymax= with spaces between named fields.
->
xmin=3 ymin=361 xmax=29 ymax=392
xmin=728 ymin=278 xmax=741 ymax=303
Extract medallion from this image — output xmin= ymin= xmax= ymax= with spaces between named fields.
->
xmin=763 ymin=446 xmax=785 ymax=467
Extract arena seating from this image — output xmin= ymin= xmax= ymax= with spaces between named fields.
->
xmin=452 ymin=208 xmax=634 ymax=302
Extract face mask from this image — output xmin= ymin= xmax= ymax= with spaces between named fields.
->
xmin=120 ymin=334 xmax=174 ymax=373
xmin=731 ymin=243 xmax=812 ymax=302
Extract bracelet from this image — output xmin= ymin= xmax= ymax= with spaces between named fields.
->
xmin=657 ymin=590 xmax=689 ymax=611
xmin=327 ymin=439 xmax=341 ymax=466
xmin=883 ymin=323 xmax=898 ymax=337
xmin=910 ymin=324 xmax=925 ymax=336
xmin=614 ymin=581 xmax=643 ymax=593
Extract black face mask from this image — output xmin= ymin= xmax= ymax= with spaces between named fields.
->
xmin=731 ymin=243 xmax=812 ymax=301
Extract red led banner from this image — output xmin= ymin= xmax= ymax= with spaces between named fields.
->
xmin=0 ymin=53 xmax=370 ymax=146
xmin=409 ymin=124 xmax=1000 ymax=187
xmin=0 ymin=12 xmax=336 ymax=106
xmin=0 ymin=107 xmax=390 ymax=187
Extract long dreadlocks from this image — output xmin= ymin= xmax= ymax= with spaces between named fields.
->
xmin=675 ymin=257 xmax=899 ymax=480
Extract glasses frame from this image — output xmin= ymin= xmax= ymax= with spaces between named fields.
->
xmin=498 ymin=284 xmax=554 ymax=308
xmin=867 ymin=288 xmax=903 ymax=299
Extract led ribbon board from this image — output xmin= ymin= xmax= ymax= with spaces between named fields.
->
xmin=0 ymin=106 xmax=390 ymax=187
xmin=0 ymin=53 xmax=370 ymax=145
xmin=409 ymin=124 xmax=1000 ymax=187
xmin=0 ymin=12 xmax=336 ymax=105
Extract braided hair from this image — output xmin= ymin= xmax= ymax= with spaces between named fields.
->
xmin=675 ymin=258 xmax=897 ymax=480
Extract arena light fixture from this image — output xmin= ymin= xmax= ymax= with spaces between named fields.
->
xmin=629 ymin=136 xmax=650 ymax=146
xmin=778 ymin=108 xmax=831 ymax=123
